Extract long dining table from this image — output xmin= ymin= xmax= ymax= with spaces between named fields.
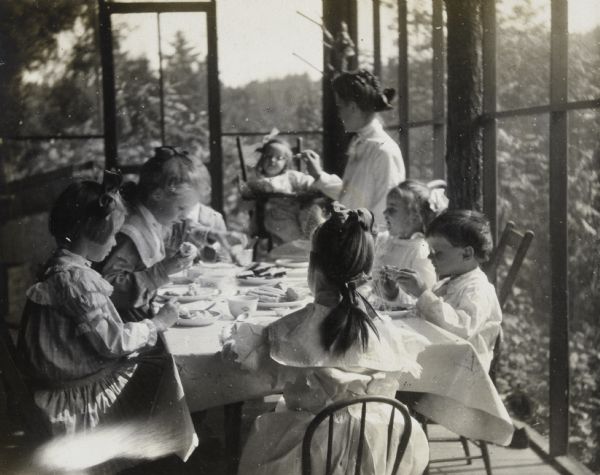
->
xmin=160 ymin=261 xmax=514 ymax=466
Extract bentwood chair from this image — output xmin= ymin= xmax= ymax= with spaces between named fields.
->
xmin=424 ymin=220 xmax=535 ymax=475
xmin=301 ymin=396 xmax=413 ymax=475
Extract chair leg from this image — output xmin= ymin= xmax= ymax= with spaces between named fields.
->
xmin=460 ymin=436 xmax=472 ymax=464
xmin=480 ymin=441 xmax=493 ymax=475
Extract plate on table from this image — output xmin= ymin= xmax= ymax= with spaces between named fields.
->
xmin=176 ymin=309 xmax=222 ymax=327
xmin=385 ymin=309 xmax=413 ymax=319
xmin=257 ymin=299 xmax=306 ymax=309
xmin=236 ymin=276 xmax=284 ymax=286
xmin=274 ymin=259 xmax=309 ymax=269
xmin=158 ymin=285 xmax=221 ymax=302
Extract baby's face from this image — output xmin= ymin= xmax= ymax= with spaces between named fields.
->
xmin=260 ymin=143 xmax=290 ymax=177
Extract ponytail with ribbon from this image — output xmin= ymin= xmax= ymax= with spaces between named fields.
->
xmin=312 ymin=203 xmax=380 ymax=354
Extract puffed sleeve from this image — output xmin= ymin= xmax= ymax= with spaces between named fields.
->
xmin=54 ymin=269 xmax=159 ymax=358
xmin=416 ymin=284 xmax=494 ymax=340
xmin=101 ymin=234 xmax=170 ymax=309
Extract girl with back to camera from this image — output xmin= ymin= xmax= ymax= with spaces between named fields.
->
xmin=300 ymin=69 xmax=405 ymax=228
xmin=223 ymin=203 xmax=428 ymax=475
xmin=17 ymin=174 xmax=194 ymax=456
xmin=372 ymin=179 xmax=448 ymax=310
xmin=394 ymin=209 xmax=502 ymax=371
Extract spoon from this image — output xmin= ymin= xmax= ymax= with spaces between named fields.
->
xmin=201 ymin=302 xmax=217 ymax=312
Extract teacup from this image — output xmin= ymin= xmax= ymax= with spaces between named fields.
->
xmin=227 ymin=295 xmax=259 ymax=318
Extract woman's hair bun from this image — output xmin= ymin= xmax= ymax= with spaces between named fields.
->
xmin=375 ymin=87 xmax=396 ymax=112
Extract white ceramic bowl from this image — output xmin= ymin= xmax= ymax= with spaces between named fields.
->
xmin=227 ymin=295 xmax=259 ymax=317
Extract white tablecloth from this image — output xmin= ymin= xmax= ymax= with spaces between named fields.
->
xmin=163 ymin=312 xmax=514 ymax=446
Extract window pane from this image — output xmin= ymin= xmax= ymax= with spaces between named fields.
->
xmin=497 ymin=0 xmax=550 ymax=110
xmin=568 ymin=109 xmax=600 ymax=471
xmin=357 ymin=0 xmax=375 ymax=70
xmin=161 ymin=12 xmax=209 ymax=159
xmin=408 ymin=0 xmax=433 ymax=122
xmin=11 ymin=0 xmax=102 ymax=137
xmin=568 ymin=0 xmax=600 ymax=102
xmin=219 ymin=0 xmax=322 ymax=134
xmin=496 ymin=114 xmax=550 ymax=437
xmin=112 ymin=13 xmax=163 ymax=165
xmin=408 ymin=126 xmax=434 ymax=181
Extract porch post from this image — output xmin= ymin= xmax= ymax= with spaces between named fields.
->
xmin=444 ymin=0 xmax=483 ymax=211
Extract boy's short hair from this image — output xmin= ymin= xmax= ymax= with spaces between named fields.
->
xmin=50 ymin=181 xmax=126 ymax=245
xmin=426 ymin=209 xmax=493 ymax=261
xmin=138 ymin=146 xmax=203 ymax=201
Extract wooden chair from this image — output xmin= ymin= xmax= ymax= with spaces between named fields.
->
xmin=425 ymin=220 xmax=535 ymax=475
xmin=301 ymin=396 xmax=413 ymax=475
xmin=484 ymin=220 xmax=535 ymax=310
xmin=0 ymin=311 xmax=51 ymax=443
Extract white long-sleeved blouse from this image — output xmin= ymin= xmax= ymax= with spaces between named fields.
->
xmin=314 ymin=118 xmax=405 ymax=228
xmin=416 ymin=267 xmax=502 ymax=371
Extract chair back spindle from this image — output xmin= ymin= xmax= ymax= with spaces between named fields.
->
xmin=302 ymin=396 xmax=412 ymax=475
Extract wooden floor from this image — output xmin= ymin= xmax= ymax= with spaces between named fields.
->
xmin=0 ymin=397 xmax=561 ymax=474
xmin=426 ymin=424 xmax=559 ymax=474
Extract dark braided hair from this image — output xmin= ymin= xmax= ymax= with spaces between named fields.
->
xmin=332 ymin=69 xmax=395 ymax=113
xmin=49 ymin=171 xmax=125 ymax=246
xmin=312 ymin=203 xmax=380 ymax=354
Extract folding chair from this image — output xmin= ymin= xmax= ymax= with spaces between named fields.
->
xmin=301 ymin=396 xmax=413 ymax=475
xmin=424 ymin=220 xmax=534 ymax=475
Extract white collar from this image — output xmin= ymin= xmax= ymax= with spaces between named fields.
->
xmin=356 ymin=118 xmax=383 ymax=141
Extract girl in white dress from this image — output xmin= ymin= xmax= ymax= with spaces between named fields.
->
xmin=372 ymin=180 xmax=448 ymax=310
xmin=224 ymin=203 xmax=429 ymax=475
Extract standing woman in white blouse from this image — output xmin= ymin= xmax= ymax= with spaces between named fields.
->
xmin=300 ymin=69 xmax=406 ymax=229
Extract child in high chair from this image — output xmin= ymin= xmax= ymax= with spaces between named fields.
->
xmin=395 ymin=209 xmax=502 ymax=371
xmin=372 ymin=179 xmax=448 ymax=310
xmin=18 ymin=176 xmax=185 ymax=436
xmin=101 ymin=146 xmax=201 ymax=322
xmin=223 ymin=203 xmax=429 ymax=475
xmin=241 ymin=138 xmax=322 ymax=246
